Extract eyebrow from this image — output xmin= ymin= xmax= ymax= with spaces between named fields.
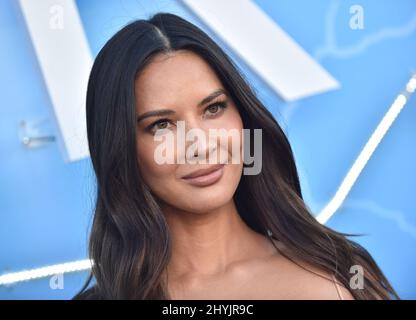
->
xmin=136 ymin=88 xmax=227 ymax=123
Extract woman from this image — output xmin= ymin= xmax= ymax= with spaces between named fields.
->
xmin=74 ymin=12 xmax=398 ymax=300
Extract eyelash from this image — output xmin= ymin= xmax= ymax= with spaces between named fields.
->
xmin=146 ymin=101 xmax=228 ymax=133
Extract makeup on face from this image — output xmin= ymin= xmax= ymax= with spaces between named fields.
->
xmin=180 ymin=163 xmax=225 ymax=187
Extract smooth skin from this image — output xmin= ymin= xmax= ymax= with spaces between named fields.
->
xmin=134 ymin=50 xmax=354 ymax=300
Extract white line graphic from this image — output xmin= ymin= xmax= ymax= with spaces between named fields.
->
xmin=181 ymin=0 xmax=339 ymax=101
xmin=316 ymin=74 xmax=415 ymax=224
xmin=19 ymin=0 xmax=93 ymax=162
xmin=0 ymin=260 xmax=92 ymax=286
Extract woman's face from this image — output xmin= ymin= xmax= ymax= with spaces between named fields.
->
xmin=134 ymin=50 xmax=244 ymax=214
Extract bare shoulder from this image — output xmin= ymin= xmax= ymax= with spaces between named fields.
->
xmin=257 ymin=240 xmax=355 ymax=300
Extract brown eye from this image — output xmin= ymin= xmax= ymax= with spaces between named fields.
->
xmin=155 ymin=121 xmax=169 ymax=129
xmin=147 ymin=119 xmax=172 ymax=134
xmin=204 ymin=102 xmax=227 ymax=117
xmin=206 ymin=105 xmax=219 ymax=114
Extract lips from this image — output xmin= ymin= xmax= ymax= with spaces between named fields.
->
xmin=181 ymin=164 xmax=225 ymax=179
xmin=180 ymin=163 xmax=225 ymax=187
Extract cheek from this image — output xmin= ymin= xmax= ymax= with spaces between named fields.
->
xmin=217 ymin=106 xmax=244 ymax=162
xmin=136 ymin=137 xmax=176 ymax=186
xmin=230 ymin=106 xmax=244 ymax=128
xmin=222 ymin=104 xmax=244 ymax=135
xmin=137 ymin=148 xmax=180 ymax=207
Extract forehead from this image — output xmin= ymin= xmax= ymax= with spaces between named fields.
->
xmin=134 ymin=50 xmax=223 ymax=111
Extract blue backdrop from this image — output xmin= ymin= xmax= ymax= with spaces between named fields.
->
xmin=1 ymin=0 xmax=415 ymax=299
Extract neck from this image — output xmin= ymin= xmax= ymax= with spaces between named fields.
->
xmin=162 ymin=200 xmax=275 ymax=281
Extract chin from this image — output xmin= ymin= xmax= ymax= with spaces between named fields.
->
xmin=177 ymin=186 xmax=235 ymax=214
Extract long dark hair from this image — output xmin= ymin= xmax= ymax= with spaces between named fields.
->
xmin=74 ymin=12 xmax=399 ymax=300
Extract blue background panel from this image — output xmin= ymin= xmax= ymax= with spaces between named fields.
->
xmin=0 ymin=0 xmax=415 ymax=299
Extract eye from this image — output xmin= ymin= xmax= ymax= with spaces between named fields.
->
xmin=204 ymin=101 xmax=227 ymax=118
xmin=147 ymin=119 xmax=172 ymax=133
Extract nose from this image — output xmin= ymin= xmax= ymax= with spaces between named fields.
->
xmin=186 ymin=138 xmax=218 ymax=163
xmin=180 ymin=118 xmax=218 ymax=164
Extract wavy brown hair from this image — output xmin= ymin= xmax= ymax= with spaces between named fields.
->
xmin=74 ymin=12 xmax=399 ymax=300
